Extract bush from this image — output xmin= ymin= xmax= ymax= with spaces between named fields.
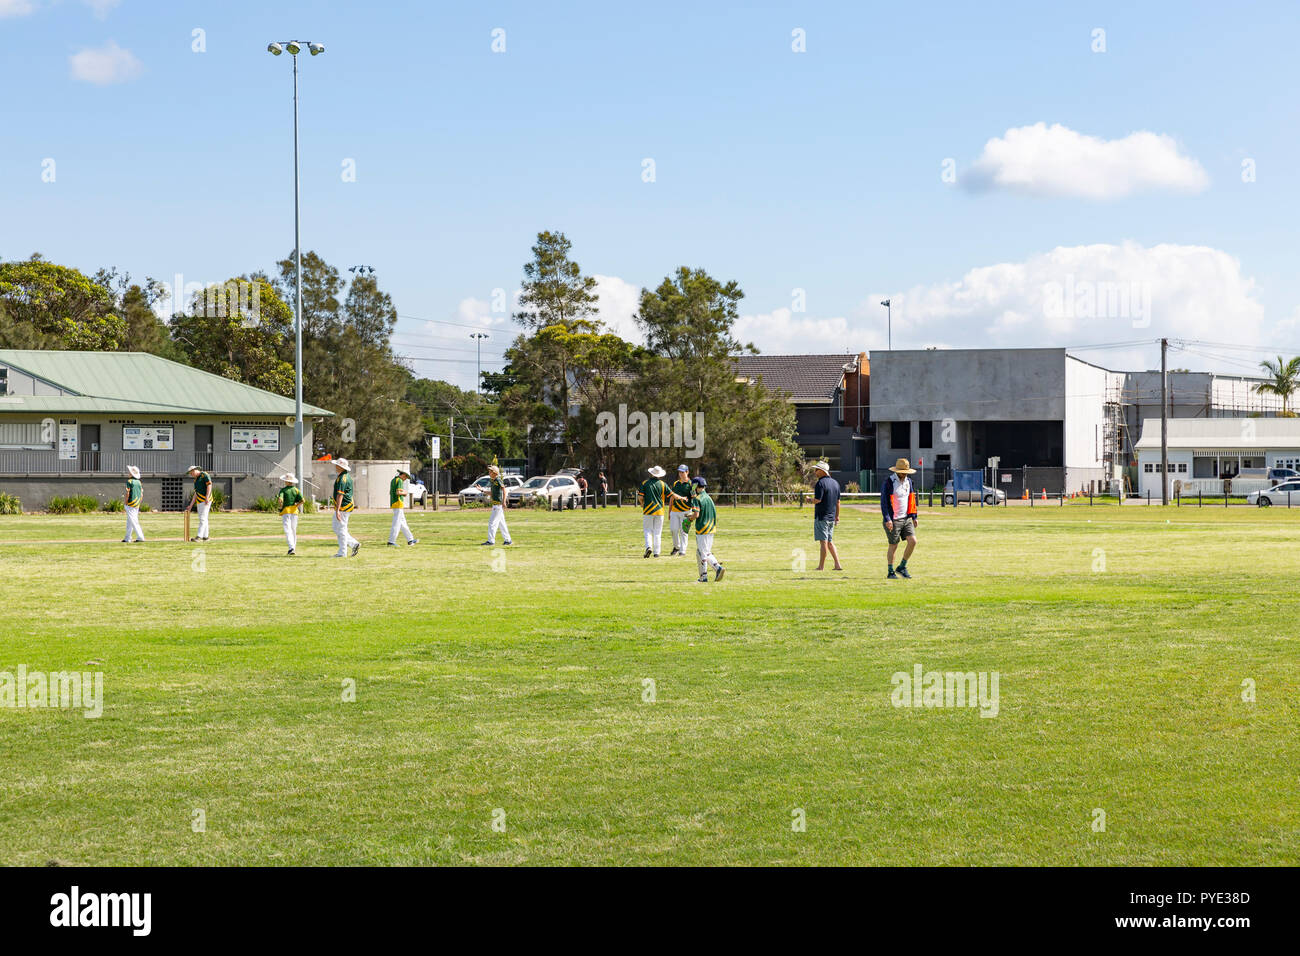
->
xmin=302 ymin=498 xmax=317 ymax=514
xmin=211 ymin=487 xmax=227 ymax=510
xmin=844 ymin=481 xmax=860 ymax=493
xmin=250 ymin=495 xmax=278 ymax=513
xmin=140 ymin=502 xmax=152 ymax=513
xmin=0 ymin=492 xmax=22 ymax=515
xmin=47 ymin=494 xmax=98 ymax=515
xmin=102 ymin=499 xmax=124 ymax=513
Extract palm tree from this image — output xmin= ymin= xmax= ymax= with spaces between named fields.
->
xmin=1255 ymin=355 xmax=1300 ymax=415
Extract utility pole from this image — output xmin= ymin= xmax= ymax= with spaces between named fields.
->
xmin=1160 ymin=337 xmax=1169 ymax=506
xmin=449 ymin=416 xmax=455 ymax=459
xmin=880 ymin=299 xmax=892 ymax=350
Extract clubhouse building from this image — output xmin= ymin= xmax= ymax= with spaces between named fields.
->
xmin=0 ymin=350 xmax=333 ymax=511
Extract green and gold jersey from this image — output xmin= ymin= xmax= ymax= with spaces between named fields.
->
xmin=125 ymin=478 xmax=143 ymax=508
xmin=692 ymin=492 xmax=717 ymax=534
xmin=276 ymin=485 xmax=304 ymax=515
xmin=334 ymin=473 xmax=355 ymax=512
xmin=639 ymin=478 xmax=668 ymax=516
xmin=390 ymin=475 xmax=406 ymax=508
xmin=670 ymin=479 xmax=695 ymax=511
xmin=490 ymin=476 xmax=504 ymax=504
xmin=193 ymin=471 xmax=212 ymax=502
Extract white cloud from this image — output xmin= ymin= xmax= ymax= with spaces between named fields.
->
xmin=69 ymin=40 xmax=142 ymax=85
xmin=592 ymin=274 xmax=642 ymax=343
xmin=871 ymin=242 xmax=1271 ymax=370
xmin=82 ymin=0 xmax=121 ymax=17
xmin=0 ymin=0 xmax=37 ymax=17
xmin=966 ymin=123 xmax=1209 ymax=199
xmin=735 ymin=308 xmax=863 ymax=354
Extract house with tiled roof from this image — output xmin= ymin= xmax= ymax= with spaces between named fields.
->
xmin=733 ymin=352 xmax=869 ymax=486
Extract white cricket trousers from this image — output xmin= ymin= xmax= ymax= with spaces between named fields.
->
xmin=196 ymin=500 xmax=211 ymax=538
xmin=669 ymin=511 xmax=687 ymax=552
xmin=488 ymin=504 xmax=511 ymax=544
xmin=642 ymin=514 xmax=664 ymax=555
xmin=124 ymin=506 xmax=145 ymax=542
xmin=333 ymin=509 xmax=358 ymax=555
xmin=389 ymin=507 xmax=414 ymax=544
xmin=282 ymin=513 xmax=298 ymax=551
xmin=696 ymin=533 xmax=721 ymax=576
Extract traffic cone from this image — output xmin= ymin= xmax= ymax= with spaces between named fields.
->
xmin=1021 ymin=489 xmax=1028 ymax=501
xmin=1041 ymin=488 xmax=1048 ymax=501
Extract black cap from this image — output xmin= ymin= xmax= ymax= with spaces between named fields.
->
xmin=691 ymin=476 xmax=707 ymax=488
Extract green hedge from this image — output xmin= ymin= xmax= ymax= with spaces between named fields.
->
xmin=47 ymin=494 xmax=99 ymax=514
xmin=0 ymin=492 xmax=21 ymax=515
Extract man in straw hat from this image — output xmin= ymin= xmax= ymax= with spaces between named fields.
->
xmin=185 ymin=464 xmax=213 ymax=542
xmin=332 ymin=457 xmax=361 ymax=558
xmin=881 ymin=457 xmax=919 ymax=579
xmin=811 ymin=460 xmax=842 ymax=571
xmin=482 ymin=463 xmax=512 ymax=546
xmin=387 ymin=466 xmax=419 ymax=547
xmin=637 ymin=465 xmax=690 ymax=558
xmin=275 ymin=473 xmax=304 ymax=555
xmin=122 ymin=464 xmax=146 ymax=543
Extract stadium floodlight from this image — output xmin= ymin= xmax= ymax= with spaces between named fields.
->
xmin=267 ymin=40 xmax=327 ymax=490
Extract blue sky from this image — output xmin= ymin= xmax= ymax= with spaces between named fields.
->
xmin=4 ymin=0 xmax=1299 ymax=388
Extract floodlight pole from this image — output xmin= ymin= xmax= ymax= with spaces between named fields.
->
xmin=1160 ymin=337 xmax=1168 ymax=506
xmin=292 ymin=52 xmax=304 ymax=489
xmin=881 ymin=299 xmax=892 ymax=350
xmin=471 ymin=332 xmax=489 ymax=394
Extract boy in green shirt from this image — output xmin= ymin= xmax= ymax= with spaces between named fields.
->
xmin=668 ymin=464 xmax=696 ymax=556
xmin=275 ymin=473 xmax=304 ymax=555
xmin=186 ymin=465 xmax=213 ymax=541
xmin=387 ymin=467 xmax=418 ymax=547
xmin=686 ymin=476 xmax=724 ymax=582
xmin=122 ymin=464 xmax=146 ymax=543
xmin=332 ymin=458 xmax=361 ymax=557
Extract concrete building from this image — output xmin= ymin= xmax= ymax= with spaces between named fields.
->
xmin=0 ymin=349 xmax=333 ymax=510
xmin=867 ymin=348 xmax=1117 ymax=493
xmin=1134 ymin=418 xmax=1300 ymax=498
xmin=734 ymin=352 xmax=869 ymax=487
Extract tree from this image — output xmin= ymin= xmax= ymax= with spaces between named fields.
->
xmin=0 ymin=255 xmax=123 ymax=350
xmin=1255 ymin=355 xmax=1300 ymax=415
xmin=169 ymin=277 xmax=295 ymax=395
xmin=512 ymin=231 xmax=599 ymax=333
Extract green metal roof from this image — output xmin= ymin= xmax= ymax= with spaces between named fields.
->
xmin=0 ymin=350 xmax=333 ymax=417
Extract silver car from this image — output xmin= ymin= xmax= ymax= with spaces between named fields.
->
xmin=508 ymin=474 xmax=582 ymax=509
xmin=942 ymin=479 xmax=1006 ymax=506
xmin=458 ymin=474 xmax=522 ymax=505
xmin=1249 ymin=479 xmax=1300 ymax=507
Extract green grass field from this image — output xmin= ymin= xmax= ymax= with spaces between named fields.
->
xmin=1 ymin=501 xmax=1296 ymax=866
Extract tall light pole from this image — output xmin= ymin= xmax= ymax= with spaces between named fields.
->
xmin=268 ymin=39 xmax=325 ymax=488
xmin=471 ymin=332 xmax=490 ymax=394
xmin=880 ymin=299 xmax=891 ymax=350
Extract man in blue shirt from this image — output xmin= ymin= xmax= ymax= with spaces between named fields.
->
xmin=811 ymin=460 xmax=842 ymax=571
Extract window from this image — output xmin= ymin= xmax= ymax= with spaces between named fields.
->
xmin=890 ymin=422 xmax=909 ymax=449
xmin=918 ymin=421 xmax=933 ymax=448
xmin=1144 ymin=463 xmax=1154 ymax=473
xmin=0 ymin=367 xmax=8 ymax=396
xmin=1178 ymin=463 xmax=1188 ymax=473
xmin=802 ymin=445 xmax=841 ymax=472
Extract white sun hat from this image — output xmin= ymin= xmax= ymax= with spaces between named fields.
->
xmin=279 ymin=473 xmax=298 ymax=484
xmin=333 ymin=458 xmax=351 ymax=472
xmin=812 ymin=460 xmax=831 ymax=474
xmin=126 ymin=465 xmax=141 ymax=479
xmin=648 ymin=465 xmax=666 ymax=478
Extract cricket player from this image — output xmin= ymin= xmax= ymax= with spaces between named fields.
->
xmin=332 ymin=458 xmax=361 ymax=557
xmin=275 ymin=473 xmax=303 ymax=555
xmin=186 ymin=465 xmax=213 ymax=541
xmin=668 ymin=464 xmax=695 ymax=556
xmin=812 ymin=460 xmax=842 ymax=571
xmin=122 ymin=465 xmax=146 ymax=543
xmin=687 ymin=476 xmax=724 ymax=582
xmin=387 ymin=467 xmax=418 ymax=547
xmin=637 ymin=466 xmax=689 ymax=558
xmin=482 ymin=463 xmax=512 ymax=546
xmin=881 ymin=457 xmax=919 ymax=579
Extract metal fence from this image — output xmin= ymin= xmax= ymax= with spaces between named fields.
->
xmin=0 ymin=449 xmax=259 ymax=476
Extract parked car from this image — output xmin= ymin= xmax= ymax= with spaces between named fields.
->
xmin=507 ymin=474 xmax=581 ymax=509
xmin=407 ymin=479 xmax=427 ymax=503
xmin=1267 ymin=467 xmax=1300 ymax=483
xmin=1248 ymin=479 xmax=1300 ymax=507
xmin=458 ymin=474 xmax=522 ymax=505
xmin=942 ymin=479 xmax=1006 ymax=506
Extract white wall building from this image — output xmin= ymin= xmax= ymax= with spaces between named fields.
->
xmin=1134 ymin=418 xmax=1300 ymax=497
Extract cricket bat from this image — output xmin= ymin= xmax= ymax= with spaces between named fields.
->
xmin=183 ymin=508 xmax=190 ymax=542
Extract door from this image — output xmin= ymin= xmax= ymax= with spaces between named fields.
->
xmin=195 ymin=425 xmax=213 ymax=471
xmin=79 ymin=423 xmax=100 ymax=472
